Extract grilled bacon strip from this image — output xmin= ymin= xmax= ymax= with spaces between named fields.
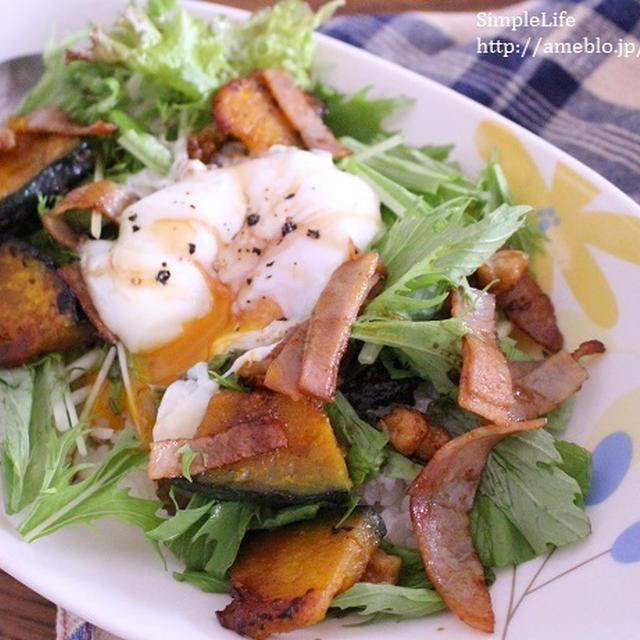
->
xmin=43 ymin=180 xmax=137 ymax=249
xmin=263 ymin=321 xmax=309 ymax=401
xmin=9 ymin=106 xmax=117 ymax=138
xmin=298 ymin=252 xmax=383 ymax=402
xmin=453 ymin=289 xmax=515 ymax=426
xmin=409 ymin=418 xmax=545 ymax=633
xmin=259 ymin=69 xmax=351 ymax=159
xmin=148 ymin=419 xmax=287 ymax=480
xmin=496 ymin=272 xmax=563 ymax=353
xmin=57 ymin=263 xmax=118 ymax=344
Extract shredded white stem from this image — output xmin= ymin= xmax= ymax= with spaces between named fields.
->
xmin=64 ymin=389 xmax=86 ymax=456
xmin=116 ymin=341 xmax=140 ymax=434
xmin=79 ymin=346 xmax=116 ymax=424
xmin=70 ymin=385 xmax=91 ymax=405
xmin=67 ymin=348 xmax=101 ymax=383
xmin=353 ymin=133 xmax=403 ymax=162
xmin=90 ymin=211 xmax=103 ymax=240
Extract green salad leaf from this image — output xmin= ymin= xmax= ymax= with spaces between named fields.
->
xmin=18 ymin=428 xmax=161 ymax=542
xmin=469 ymin=429 xmax=591 ymax=568
xmin=331 ymin=582 xmax=445 ymax=620
xmin=325 ymin=392 xmax=388 ymax=487
xmin=148 ymin=493 xmax=321 ymax=592
xmin=316 ymin=84 xmax=411 ymax=143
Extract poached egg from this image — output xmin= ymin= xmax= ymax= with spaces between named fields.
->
xmin=80 ymin=147 xmax=382 ymax=385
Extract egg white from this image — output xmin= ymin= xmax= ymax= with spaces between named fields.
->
xmin=80 ymin=147 xmax=382 ymax=359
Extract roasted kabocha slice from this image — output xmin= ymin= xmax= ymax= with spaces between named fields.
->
xmin=0 ymin=237 xmax=93 ymax=366
xmin=0 ymin=133 xmax=93 ymax=234
xmin=171 ymin=390 xmax=353 ymax=505
xmin=217 ymin=508 xmax=385 ymax=639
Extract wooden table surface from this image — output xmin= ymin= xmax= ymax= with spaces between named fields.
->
xmin=0 ymin=0 xmax=515 ymax=638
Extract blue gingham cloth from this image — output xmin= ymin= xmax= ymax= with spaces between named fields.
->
xmin=59 ymin=1 xmax=639 ymax=638
xmin=322 ymin=0 xmax=640 ymax=203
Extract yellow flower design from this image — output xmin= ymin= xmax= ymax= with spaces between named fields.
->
xmin=475 ymin=120 xmax=640 ymax=328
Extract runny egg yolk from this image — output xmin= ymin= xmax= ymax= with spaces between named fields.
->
xmin=79 ymin=147 xmax=382 ymax=385
xmin=134 ymin=277 xmax=283 ymax=385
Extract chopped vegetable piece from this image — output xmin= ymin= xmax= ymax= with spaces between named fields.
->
xmin=0 ymin=134 xmax=93 ymax=234
xmin=409 ymin=418 xmax=545 ymax=633
xmin=217 ymin=508 xmax=385 ymax=639
xmin=496 ymin=272 xmax=563 ymax=352
xmin=298 ymin=252 xmax=383 ymax=401
xmin=148 ymin=419 xmax=287 ymax=480
xmin=0 ymin=238 xmax=93 ymax=366
xmin=214 ymin=72 xmax=302 ymax=154
xmin=174 ymin=390 xmax=352 ymax=505
xmin=260 ymin=68 xmax=350 ymax=158
xmin=361 ymin=547 xmax=402 ymax=584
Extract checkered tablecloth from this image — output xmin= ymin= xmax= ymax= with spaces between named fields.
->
xmin=58 ymin=0 xmax=640 ymax=638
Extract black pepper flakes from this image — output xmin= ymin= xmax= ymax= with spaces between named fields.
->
xmin=246 ymin=277 xmax=253 ymax=285
xmin=266 ymin=274 xmax=272 ymax=279
xmin=266 ymin=260 xmax=275 ymax=267
xmin=132 ymin=225 xmax=140 ymax=232
xmin=284 ymin=192 xmax=295 ymax=200
xmin=247 ymin=213 xmax=260 ymax=226
xmin=278 ymin=316 xmax=288 ymax=322
xmin=128 ymin=213 xmax=137 ymax=222
xmin=188 ymin=243 xmax=196 ymax=254
xmin=161 ymin=262 xmax=167 ymax=267
xmin=252 ymin=247 xmax=262 ymax=255
xmin=307 ymin=228 xmax=320 ymax=239
xmin=156 ymin=270 xmax=171 ymax=285
xmin=281 ymin=217 xmax=297 ymax=236
xmin=189 ymin=203 xmax=196 ymax=210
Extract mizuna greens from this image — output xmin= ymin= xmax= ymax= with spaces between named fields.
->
xmin=0 ymin=0 xmax=597 ymax=635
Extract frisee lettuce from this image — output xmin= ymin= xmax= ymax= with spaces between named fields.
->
xmin=20 ymin=0 xmax=340 ymax=175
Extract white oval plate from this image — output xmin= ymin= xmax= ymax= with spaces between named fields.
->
xmin=1 ymin=2 xmax=640 ymax=639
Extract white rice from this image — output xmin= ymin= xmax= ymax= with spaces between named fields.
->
xmin=360 ymin=472 xmax=417 ymax=548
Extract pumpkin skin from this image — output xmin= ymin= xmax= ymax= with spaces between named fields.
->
xmin=217 ymin=508 xmax=385 ymax=639
xmin=172 ymin=390 xmax=353 ymax=505
xmin=0 ymin=133 xmax=93 ymax=235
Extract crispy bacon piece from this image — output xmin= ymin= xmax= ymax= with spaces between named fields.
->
xmin=263 ymin=321 xmax=309 ymax=400
xmin=572 ymin=339 xmax=605 ymax=360
xmin=497 ymin=272 xmax=563 ymax=353
xmin=8 ymin=106 xmax=117 ymax=137
xmin=147 ymin=419 xmax=287 ymax=480
xmin=476 ymin=249 xmax=529 ymax=296
xmin=186 ymin=121 xmax=228 ymax=163
xmin=380 ymin=406 xmax=431 ymax=457
xmin=508 ymin=342 xmax=605 ymax=420
xmin=298 ymin=252 xmax=383 ymax=402
xmin=57 ymin=263 xmax=117 ymax=344
xmin=43 ymin=180 xmax=137 ymax=249
xmin=409 ymin=418 xmax=545 ymax=633
xmin=453 ymin=290 xmax=515 ymax=426
xmin=259 ymin=69 xmax=351 ymax=159
xmin=0 ymin=127 xmax=16 ymax=152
